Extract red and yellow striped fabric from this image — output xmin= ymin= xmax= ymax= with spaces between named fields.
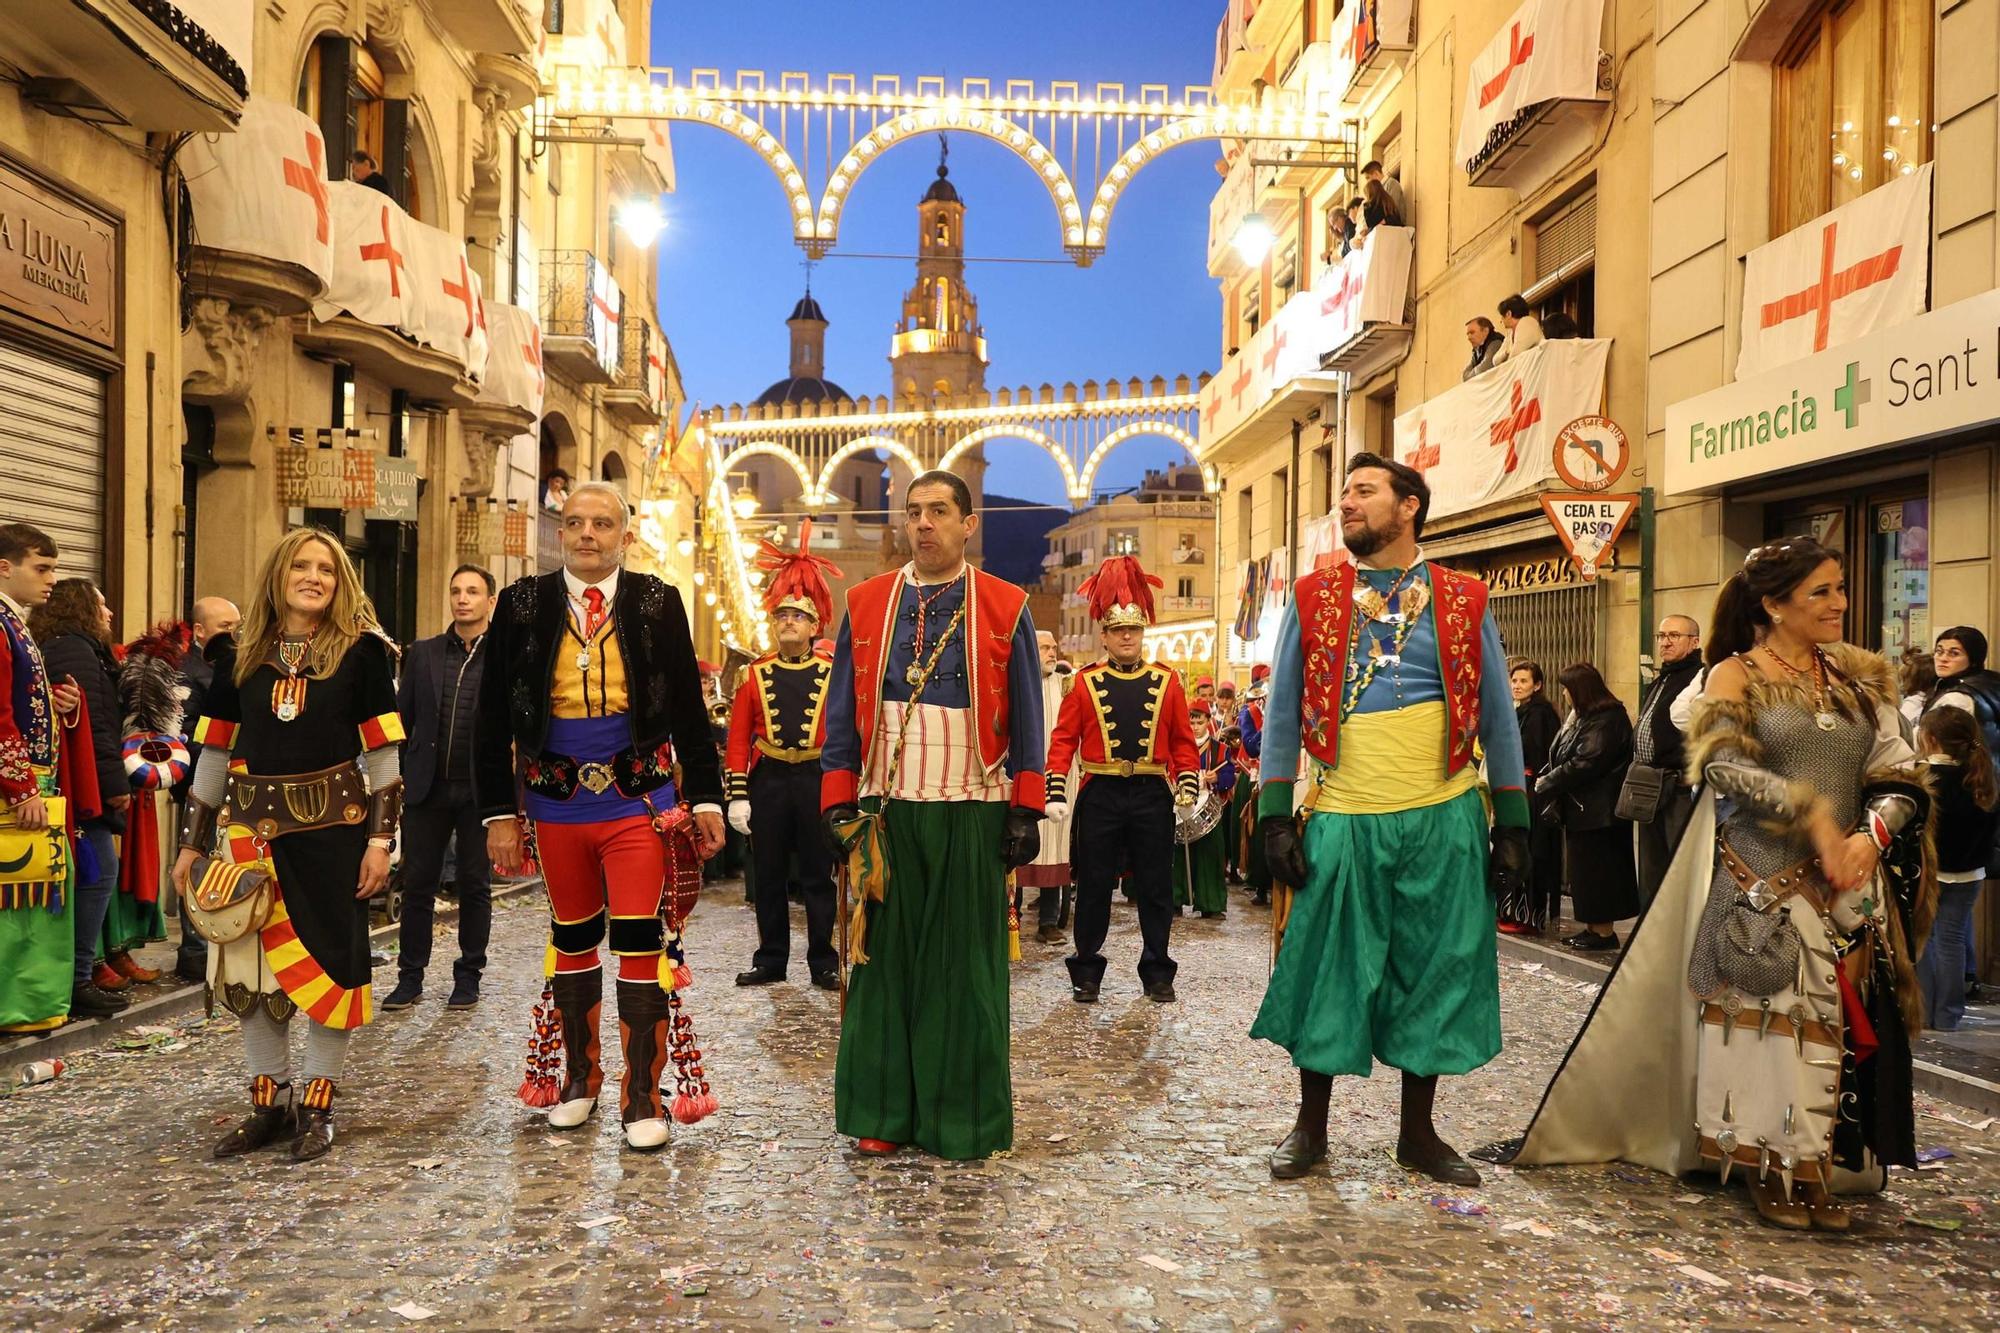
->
xmin=192 ymin=717 xmax=238 ymax=748
xmin=259 ymin=892 xmax=373 ymax=1029
xmin=357 ymin=712 xmax=406 ymax=751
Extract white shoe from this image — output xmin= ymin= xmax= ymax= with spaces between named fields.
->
xmin=623 ymin=1117 xmax=669 ymax=1151
xmin=546 ymin=1096 xmax=596 ymax=1129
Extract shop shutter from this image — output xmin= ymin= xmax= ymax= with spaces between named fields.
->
xmin=0 ymin=340 xmax=107 ymax=581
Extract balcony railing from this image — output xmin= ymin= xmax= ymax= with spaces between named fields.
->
xmin=540 ymin=249 xmax=621 ymax=385
xmin=605 ymin=315 xmax=665 ymax=425
xmin=0 ymin=0 xmax=249 ymax=130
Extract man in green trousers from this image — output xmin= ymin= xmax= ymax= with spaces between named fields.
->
xmin=821 ymin=471 xmax=1047 ymax=1160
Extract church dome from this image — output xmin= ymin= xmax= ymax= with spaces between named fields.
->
xmin=923 ymin=163 xmax=960 ymax=205
xmin=788 ymin=294 xmax=827 ymax=323
xmin=753 ymin=374 xmax=851 ymax=407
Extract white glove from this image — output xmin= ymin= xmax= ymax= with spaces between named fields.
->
xmin=727 ymin=800 xmax=752 ymax=837
xmin=1043 ymin=801 xmax=1069 ymax=823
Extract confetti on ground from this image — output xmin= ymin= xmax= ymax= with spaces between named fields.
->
xmin=1645 ymin=1247 xmax=1686 ymax=1264
xmin=1916 ymin=1147 xmax=1956 ymax=1164
xmin=1046 ymin=1132 xmax=1071 ymax=1143
xmin=1907 ymin=1217 xmax=1964 ymax=1232
xmin=1429 ymin=1197 xmax=1488 ymax=1217
xmin=1678 ymin=1265 xmax=1731 ymax=1288
xmin=1136 ymin=1254 xmax=1182 ymax=1273
xmin=577 ymin=1215 xmax=622 ymax=1230
xmin=389 ymin=1303 xmax=436 ymax=1320
xmin=409 ymin=1157 xmax=446 ymax=1170
xmin=1753 ymin=1275 xmax=1815 ymax=1297
xmin=1501 ymin=1218 xmax=1556 ymax=1237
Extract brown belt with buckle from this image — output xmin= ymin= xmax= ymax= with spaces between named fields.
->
xmin=225 ymin=761 xmax=369 ymax=840
xmin=1081 ymin=759 xmax=1167 ymax=778
xmin=755 ymin=738 xmax=824 ymax=763
xmin=1718 ymin=839 xmax=1826 ymax=914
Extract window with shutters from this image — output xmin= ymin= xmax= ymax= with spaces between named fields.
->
xmin=1526 ymin=188 xmax=1597 ymax=336
xmin=1771 ymin=0 xmax=1932 ymax=236
xmin=297 ymin=37 xmax=420 ymax=220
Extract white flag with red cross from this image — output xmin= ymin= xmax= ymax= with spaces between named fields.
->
xmin=314 ymin=181 xmax=420 ymax=331
xmin=180 ymin=95 xmax=333 ymax=293
xmin=406 ymin=223 xmax=488 ymax=378
xmin=1736 ymin=164 xmax=1932 ymax=379
xmin=1454 ymin=0 xmax=1607 ymax=169
xmin=1392 ymin=339 xmax=1612 ymax=523
xmin=477 ymin=301 xmax=545 ymax=421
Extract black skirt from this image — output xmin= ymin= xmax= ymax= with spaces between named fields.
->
xmin=1563 ymin=822 xmax=1640 ymax=923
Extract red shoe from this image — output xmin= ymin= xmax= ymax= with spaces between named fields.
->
xmin=1496 ymin=920 xmax=1533 ymax=936
xmin=855 ymin=1138 xmax=901 ymax=1157
xmin=91 ymin=961 xmax=131 ymax=992
xmin=108 ymin=952 xmax=160 ymax=983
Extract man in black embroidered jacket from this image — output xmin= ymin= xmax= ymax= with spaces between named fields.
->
xmin=476 ymin=483 xmax=725 ymax=1151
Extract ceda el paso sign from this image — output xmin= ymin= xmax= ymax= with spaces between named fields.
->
xmin=1666 ymin=286 xmax=2000 ymax=495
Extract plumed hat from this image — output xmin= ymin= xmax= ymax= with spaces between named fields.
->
xmin=755 ymin=519 xmax=844 ymax=626
xmin=1077 ymin=555 xmax=1161 ymax=630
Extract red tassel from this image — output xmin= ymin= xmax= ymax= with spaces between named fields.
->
xmin=664 ymin=990 xmax=716 ymax=1125
xmin=517 ymin=984 xmax=563 ymax=1108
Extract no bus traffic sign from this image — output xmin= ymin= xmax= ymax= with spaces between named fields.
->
xmin=1539 ymin=492 xmax=1640 ymax=581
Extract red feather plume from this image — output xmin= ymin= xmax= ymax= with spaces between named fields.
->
xmin=1076 ymin=555 xmax=1162 ymax=624
xmin=755 ymin=519 xmax=844 ymax=626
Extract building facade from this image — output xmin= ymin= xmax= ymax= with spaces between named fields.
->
xmin=0 ymin=0 xmax=695 ymax=647
xmin=1199 ymin=0 xmax=1653 ymax=704
xmin=0 ymin=0 xmax=251 ymax=621
xmin=1040 ymin=465 xmax=1218 ymax=668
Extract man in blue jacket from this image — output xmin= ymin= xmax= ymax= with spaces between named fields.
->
xmin=383 ymin=565 xmax=496 ymax=1010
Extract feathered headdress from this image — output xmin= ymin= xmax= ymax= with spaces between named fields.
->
xmin=755 ymin=519 xmax=844 ymax=626
xmin=1077 ymin=555 xmax=1161 ymax=629
xmin=119 ymin=622 xmax=193 ymax=736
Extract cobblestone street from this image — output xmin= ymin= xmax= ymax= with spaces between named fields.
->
xmin=2 ymin=884 xmax=1996 ymax=1331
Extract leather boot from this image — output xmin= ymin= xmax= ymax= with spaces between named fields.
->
xmin=108 ymin=951 xmax=161 ymax=984
xmin=214 ymin=1075 xmax=295 ymax=1159
xmin=1802 ymin=1181 xmax=1850 ymax=1233
xmin=91 ymin=960 xmax=131 ymax=992
xmin=1748 ymin=1175 xmax=1812 ymax=1230
xmin=290 ymin=1077 xmax=337 ymax=1161
xmin=546 ymin=969 xmax=604 ymax=1129
xmin=616 ymin=978 xmax=670 ymax=1151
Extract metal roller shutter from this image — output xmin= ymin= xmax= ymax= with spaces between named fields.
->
xmin=0 ymin=339 xmax=106 ymax=582
xmin=1488 ymin=579 xmax=1604 ymax=716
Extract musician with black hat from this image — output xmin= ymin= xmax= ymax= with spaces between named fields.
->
xmin=1043 ymin=556 xmax=1199 ymax=1004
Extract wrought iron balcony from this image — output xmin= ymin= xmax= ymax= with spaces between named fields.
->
xmin=540 ymin=249 xmax=621 ymax=386
xmin=1 ymin=0 xmax=248 ymax=130
xmin=605 ymin=315 xmax=666 ymax=426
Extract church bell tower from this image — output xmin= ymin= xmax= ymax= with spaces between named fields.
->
xmin=889 ymin=136 xmax=988 ymax=404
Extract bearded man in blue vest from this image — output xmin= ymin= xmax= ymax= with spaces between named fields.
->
xmin=1252 ymin=454 xmax=1531 ymax=1186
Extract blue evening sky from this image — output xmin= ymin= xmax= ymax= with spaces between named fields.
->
xmin=648 ymin=0 xmax=1224 ymax=508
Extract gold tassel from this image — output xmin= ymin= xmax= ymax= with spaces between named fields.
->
xmin=1007 ymin=870 xmax=1021 ymax=963
xmin=542 ymin=940 xmax=557 ymax=980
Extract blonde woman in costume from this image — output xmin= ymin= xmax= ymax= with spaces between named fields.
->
xmin=1499 ymin=538 xmax=1933 ymax=1232
xmin=172 ymin=529 xmax=404 ymax=1162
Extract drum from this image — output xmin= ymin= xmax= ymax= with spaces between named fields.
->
xmin=1174 ymin=787 xmax=1228 ymax=844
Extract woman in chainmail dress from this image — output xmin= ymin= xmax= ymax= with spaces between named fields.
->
xmin=1496 ymin=538 xmax=1933 ymax=1233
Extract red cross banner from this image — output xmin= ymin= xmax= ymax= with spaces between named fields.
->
xmin=1333 ymin=0 xmax=1413 ymax=78
xmin=541 ymin=0 xmax=624 ymax=77
xmin=1736 ymin=163 xmax=1932 ymax=379
xmin=1453 ymin=0 xmax=1607 ymax=170
xmin=180 ymin=96 xmax=334 ymax=295
xmin=1392 ymin=339 xmax=1611 ymax=522
xmin=586 ymin=255 xmax=624 ymax=378
xmin=313 ymin=183 xmax=489 ymax=379
xmin=476 ymin=301 xmax=546 ymax=422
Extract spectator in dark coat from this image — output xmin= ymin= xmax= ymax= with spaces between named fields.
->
xmin=1506 ymin=659 xmax=1564 ymax=934
xmin=1535 ymin=662 xmax=1639 ymax=952
xmin=1463 ymin=317 xmax=1506 ymax=380
xmin=169 ymin=596 xmax=239 ymax=981
xmin=29 ymin=579 xmax=136 ymax=1013
xmin=350 ymin=151 xmax=394 ymax=197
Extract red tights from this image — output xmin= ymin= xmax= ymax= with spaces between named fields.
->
xmin=534 ymin=815 xmax=665 ymax=981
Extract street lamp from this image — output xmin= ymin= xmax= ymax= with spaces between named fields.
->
xmin=730 ymin=488 xmax=759 ymax=520
xmin=615 ymin=196 xmax=667 ymax=248
xmin=675 ymin=535 xmax=695 ymax=558
xmin=1232 ymin=212 xmax=1275 ymax=267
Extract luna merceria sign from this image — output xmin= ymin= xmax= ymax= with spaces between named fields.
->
xmin=1667 ymin=286 xmax=2000 ymax=496
xmin=0 ymin=157 xmax=118 ymax=350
